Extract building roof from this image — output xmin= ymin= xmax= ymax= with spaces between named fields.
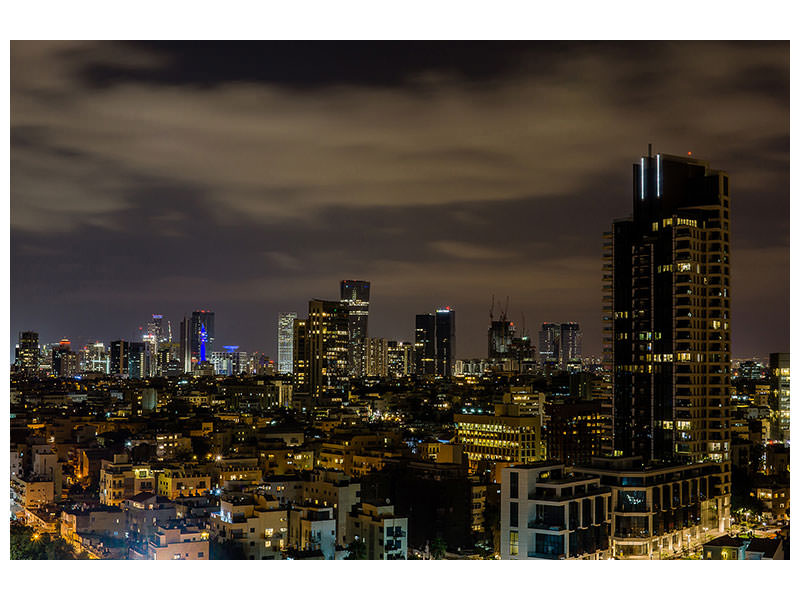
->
xmin=703 ymin=535 xmax=748 ymax=548
xmin=746 ymin=537 xmax=782 ymax=558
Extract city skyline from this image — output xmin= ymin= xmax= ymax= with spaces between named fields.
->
xmin=10 ymin=41 xmax=789 ymax=361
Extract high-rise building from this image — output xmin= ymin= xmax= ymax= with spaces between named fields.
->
xmin=307 ymin=299 xmax=349 ymax=399
xmin=769 ymin=352 xmax=789 ymax=442
xmin=559 ymin=322 xmax=582 ymax=370
xmin=83 ymin=341 xmax=109 ymax=374
xmin=190 ymin=310 xmax=215 ymax=365
xmin=110 ymin=340 xmax=128 ymax=375
xmin=277 ymin=312 xmax=297 ymax=374
xmin=605 ymin=148 xmax=731 ymax=464
xmin=128 ymin=342 xmax=145 ymax=379
xmin=414 ymin=314 xmax=436 ymax=376
xmin=488 ymin=318 xmax=513 ymax=359
xmin=538 ymin=323 xmax=560 ymax=366
xmin=292 ymin=318 xmax=309 ymax=393
xmin=435 ymin=307 xmax=456 ymax=377
xmin=15 ymin=331 xmax=39 ymax=374
xmin=340 ymin=280 xmax=370 ymax=377
xmin=387 ymin=341 xmax=415 ymax=378
xmin=179 ymin=317 xmax=191 ymax=373
xmin=52 ymin=338 xmax=78 ymax=377
xmin=363 ymin=337 xmax=389 ymax=378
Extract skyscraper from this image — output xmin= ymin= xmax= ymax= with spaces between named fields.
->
xmin=538 ymin=323 xmax=560 ymax=366
xmin=190 ymin=310 xmax=215 ymax=365
xmin=179 ymin=316 xmax=191 ymax=373
xmin=15 ymin=331 xmax=39 ymax=374
xmin=414 ymin=313 xmax=436 ymax=376
xmin=292 ymin=318 xmax=309 ymax=393
xmin=128 ymin=342 xmax=145 ymax=378
xmin=435 ymin=307 xmax=456 ymax=377
xmin=340 ymin=280 xmax=370 ymax=377
xmin=277 ymin=312 xmax=297 ymax=374
xmin=559 ymin=322 xmax=582 ymax=370
xmin=110 ymin=340 xmax=128 ymax=375
xmin=605 ymin=148 xmax=731 ymax=464
xmin=769 ymin=352 xmax=789 ymax=442
xmin=52 ymin=338 xmax=77 ymax=377
xmin=307 ymin=299 xmax=349 ymax=399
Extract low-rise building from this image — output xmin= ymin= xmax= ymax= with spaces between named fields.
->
xmin=703 ymin=534 xmax=785 ymax=560
xmin=158 ymin=468 xmax=210 ymax=500
xmin=147 ymin=524 xmax=209 ymax=560
xmin=345 ymin=503 xmax=408 ymax=560
xmin=576 ymin=457 xmax=731 ymax=559
xmin=500 ymin=462 xmax=611 ymax=560
xmin=209 ymin=492 xmax=287 ymax=560
xmin=288 ymin=504 xmax=336 ymax=560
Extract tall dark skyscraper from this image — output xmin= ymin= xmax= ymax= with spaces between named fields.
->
xmin=190 ymin=310 xmax=215 ymax=366
xmin=110 ymin=340 xmax=128 ymax=375
xmin=128 ymin=342 xmax=145 ymax=378
xmin=559 ymin=322 xmax=582 ymax=369
xmin=340 ymin=280 xmax=370 ymax=377
xmin=538 ymin=322 xmax=560 ymax=365
xmin=15 ymin=330 xmax=39 ymax=374
xmin=606 ymin=148 xmax=731 ymax=465
xmin=305 ymin=299 xmax=349 ymax=399
xmin=414 ymin=313 xmax=436 ymax=376
xmin=179 ymin=317 xmax=191 ymax=373
xmin=435 ymin=307 xmax=456 ymax=377
xmin=488 ymin=319 xmax=513 ymax=359
xmin=414 ymin=308 xmax=456 ymax=377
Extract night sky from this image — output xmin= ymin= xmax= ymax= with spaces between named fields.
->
xmin=10 ymin=41 xmax=789 ymax=360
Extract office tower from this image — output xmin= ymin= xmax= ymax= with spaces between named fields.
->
xmin=52 ymin=338 xmax=78 ymax=377
xmin=435 ymin=307 xmax=456 ymax=377
xmin=605 ymin=148 xmax=731 ymax=464
xmin=363 ymin=337 xmax=389 ymax=378
xmin=143 ymin=314 xmax=162 ymax=376
xmin=769 ymin=353 xmax=789 ymax=442
xmin=15 ymin=331 xmax=39 ymax=374
xmin=538 ymin=323 xmax=560 ymax=365
xmin=110 ymin=340 xmax=128 ymax=375
xmin=387 ymin=341 xmax=415 ymax=378
xmin=211 ymin=346 xmax=248 ymax=376
xmin=488 ymin=318 xmax=513 ymax=359
xmin=190 ymin=310 xmax=215 ymax=365
xmin=340 ymin=280 xmax=370 ymax=377
xmin=277 ymin=312 xmax=297 ymax=374
xmin=128 ymin=342 xmax=145 ymax=378
xmin=85 ymin=341 xmax=109 ymax=374
xmin=179 ymin=316 xmax=191 ymax=373
xmin=414 ymin=313 xmax=436 ymax=376
xmin=292 ymin=318 xmax=309 ymax=393
xmin=559 ymin=322 xmax=582 ymax=370
xmin=307 ymin=299 xmax=349 ymax=399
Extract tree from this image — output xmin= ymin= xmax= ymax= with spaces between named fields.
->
xmin=209 ymin=538 xmax=247 ymax=560
xmin=10 ymin=520 xmax=75 ymax=560
xmin=431 ymin=537 xmax=447 ymax=560
xmin=345 ymin=538 xmax=367 ymax=560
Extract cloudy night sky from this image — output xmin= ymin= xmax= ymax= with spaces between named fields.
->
xmin=10 ymin=41 xmax=789 ymax=360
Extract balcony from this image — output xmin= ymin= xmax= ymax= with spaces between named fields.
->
xmin=528 ymin=520 xmax=566 ymax=532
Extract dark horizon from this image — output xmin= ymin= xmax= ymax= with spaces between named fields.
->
xmin=10 ymin=41 xmax=790 ymax=361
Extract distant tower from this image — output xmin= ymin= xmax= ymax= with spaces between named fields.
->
xmin=435 ymin=307 xmax=456 ymax=377
xmin=190 ymin=310 xmax=215 ymax=365
xmin=15 ymin=331 xmax=39 ymax=374
xmin=340 ymin=280 xmax=370 ymax=377
xmin=538 ymin=323 xmax=560 ymax=365
xmin=277 ymin=312 xmax=297 ymax=374
xmin=414 ymin=313 xmax=436 ymax=376
xmin=559 ymin=322 xmax=582 ymax=369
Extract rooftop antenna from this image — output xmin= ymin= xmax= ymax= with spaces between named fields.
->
xmin=648 ymin=143 xmax=652 ymax=159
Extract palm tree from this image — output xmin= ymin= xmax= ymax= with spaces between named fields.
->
xmin=345 ymin=538 xmax=367 ymax=560
xmin=431 ymin=538 xmax=447 ymax=560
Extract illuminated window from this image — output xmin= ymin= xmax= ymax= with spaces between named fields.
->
xmin=509 ymin=531 xmax=519 ymax=556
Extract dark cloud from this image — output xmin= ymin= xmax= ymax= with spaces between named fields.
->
xmin=10 ymin=41 xmax=789 ymax=359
